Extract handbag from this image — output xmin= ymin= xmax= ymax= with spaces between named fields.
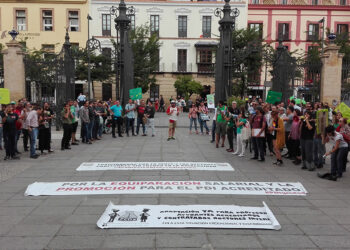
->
xmin=242 ymin=121 xmax=251 ymax=141
xmin=200 ymin=113 xmax=210 ymax=121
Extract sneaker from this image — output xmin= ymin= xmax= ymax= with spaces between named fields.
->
xmin=238 ymin=154 xmax=244 ymax=157
xmin=167 ymin=137 xmax=171 ymax=141
xmin=232 ymin=152 xmax=238 ymax=155
xmin=11 ymin=155 xmax=20 ymax=160
xmin=171 ymin=137 xmax=175 ymax=140
xmin=4 ymin=156 xmax=9 ymax=160
xmin=30 ymin=155 xmax=39 ymax=159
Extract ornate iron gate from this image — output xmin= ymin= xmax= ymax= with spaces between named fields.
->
xmin=341 ymin=58 xmax=350 ymax=105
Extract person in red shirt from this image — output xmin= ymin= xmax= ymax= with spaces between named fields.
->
xmin=136 ymin=100 xmax=146 ymax=136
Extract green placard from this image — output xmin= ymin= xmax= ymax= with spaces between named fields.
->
xmin=0 ymin=88 xmax=10 ymax=104
xmin=129 ymin=88 xmax=142 ymax=100
xmin=266 ymin=91 xmax=282 ymax=104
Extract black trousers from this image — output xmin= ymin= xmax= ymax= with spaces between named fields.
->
xmin=285 ymin=131 xmax=291 ymax=154
xmin=112 ymin=117 xmax=122 ymax=136
xmin=266 ymin=133 xmax=274 ymax=153
xmin=4 ymin=130 xmax=16 ymax=157
xmin=252 ymin=137 xmax=265 ymax=160
xmin=126 ymin=118 xmax=135 ymax=135
xmin=61 ymin=124 xmax=72 ymax=149
xmin=22 ymin=129 xmax=30 ymax=150
xmin=227 ymin=127 xmax=234 ymax=150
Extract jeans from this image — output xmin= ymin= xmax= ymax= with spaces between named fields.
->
xmin=112 ymin=117 xmax=122 ymax=136
xmin=0 ymin=127 xmax=3 ymax=148
xmin=313 ymin=137 xmax=325 ymax=167
xmin=235 ymin=133 xmax=245 ymax=155
xmin=266 ymin=133 xmax=274 ymax=154
xmin=88 ymin=121 xmax=93 ymax=140
xmin=301 ymin=139 xmax=313 ymax=167
xmin=126 ymin=118 xmax=135 ymax=135
xmin=22 ymin=129 xmax=30 ymax=150
xmin=146 ymin=118 xmax=155 ymax=136
xmin=93 ymin=118 xmax=99 ymax=139
xmin=82 ymin=122 xmax=89 ymax=142
xmin=189 ymin=117 xmax=198 ymax=132
xmin=98 ymin=123 xmax=103 ymax=138
xmin=252 ymin=137 xmax=265 ymax=160
xmin=30 ymin=128 xmax=39 ymax=157
xmin=211 ymin=120 xmax=216 ymax=141
xmin=199 ymin=118 xmax=209 ymax=134
xmin=61 ymin=124 xmax=72 ymax=149
xmin=331 ymin=147 xmax=348 ymax=177
xmin=227 ymin=126 xmax=234 ymax=150
xmin=136 ymin=116 xmax=145 ymax=135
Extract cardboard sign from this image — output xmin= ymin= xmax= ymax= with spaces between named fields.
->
xmin=266 ymin=91 xmax=282 ymax=104
xmin=207 ymin=94 xmax=215 ymax=109
xmin=335 ymin=102 xmax=350 ymax=120
xmin=316 ymin=109 xmax=329 ymax=135
xmin=0 ymin=88 xmax=11 ymax=104
xmin=25 ymin=181 xmax=307 ymax=196
xmin=77 ymin=162 xmax=234 ymax=171
xmin=97 ymin=202 xmax=281 ymax=230
xmin=129 ymin=88 xmax=142 ymax=100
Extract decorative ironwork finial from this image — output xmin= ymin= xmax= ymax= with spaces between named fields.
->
xmin=328 ymin=33 xmax=336 ymax=44
xmin=8 ymin=29 xmax=19 ymax=40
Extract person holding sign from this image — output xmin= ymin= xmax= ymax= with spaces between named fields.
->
xmin=167 ymin=100 xmax=179 ymax=141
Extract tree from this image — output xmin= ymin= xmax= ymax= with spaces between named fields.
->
xmin=129 ymin=25 xmax=161 ymax=93
xmin=174 ymin=75 xmax=203 ymax=100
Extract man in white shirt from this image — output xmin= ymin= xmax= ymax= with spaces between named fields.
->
xmin=26 ymin=106 xmax=42 ymax=159
xmin=166 ymin=100 xmax=179 ymax=141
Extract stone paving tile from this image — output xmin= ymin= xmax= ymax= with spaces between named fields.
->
xmin=310 ymin=235 xmax=350 ymax=248
xmin=0 ymin=236 xmax=52 ymax=250
xmin=257 ymin=235 xmax=317 ymax=248
xmin=63 ymin=214 xmax=100 ymax=225
xmin=30 ymin=205 xmax=78 ymax=215
xmin=21 ymin=214 xmax=70 ymax=225
xmin=8 ymin=224 xmax=61 ymax=237
xmin=299 ymin=224 xmax=350 ymax=236
xmin=208 ymin=234 xmax=262 ymax=248
xmin=47 ymin=235 xmax=104 ymax=249
xmin=102 ymin=234 xmax=156 ymax=248
xmin=286 ymin=214 xmax=337 ymax=225
xmin=57 ymin=224 xmax=106 ymax=236
xmin=156 ymin=233 xmax=209 ymax=248
xmin=0 ymin=215 xmax=27 ymax=225
xmin=0 ymin=206 xmax=35 ymax=216
xmin=254 ymin=224 xmax=304 ymax=235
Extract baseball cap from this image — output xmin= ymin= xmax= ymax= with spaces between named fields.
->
xmin=10 ymin=101 xmax=16 ymax=105
xmin=171 ymin=100 xmax=176 ymax=104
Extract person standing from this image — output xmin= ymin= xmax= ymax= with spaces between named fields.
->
xmin=13 ymin=101 xmax=23 ymax=155
xmin=136 ymin=100 xmax=146 ymax=136
xmin=21 ymin=102 xmax=31 ymax=152
xmin=159 ymin=95 xmax=165 ymax=112
xmin=70 ymin=100 xmax=79 ymax=145
xmin=251 ymin=106 xmax=266 ymax=162
xmin=26 ymin=106 xmax=42 ymax=159
xmin=96 ymin=101 xmax=106 ymax=139
xmin=269 ymin=111 xmax=285 ymax=165
xmin=210 ymin=107 xmax=217 ymax=143
xmin=145 ymin=100 xmax=156 ymax=137
xmin=38 ymin=109 xmax=52 ymax=154
xmin=300 ymin=110 xmax=315 ymax=171
xmin=61 ymin=102 xmax=74 ymax=150
xmin=125 ymin=99 xmax=136 ymax=136
xmin=188 ymin=103 xmax=198 ymax=134
xmin=77 ymin=93 xmax=87 ymax=107
xmin=226 ymin=107 xmax=236 ymax=152
xmin=283 ymin=106 xmax=294 ymax=159
xmin=215 ymin=101 xmax=227 ymax=148
xmin=233 ymin=111 xmax=247 ymax=157
xmin=2 ymin=105 xmax=19 ymax=160
xmin=110 ymin=100 xmax=123 ymax=138
xmin=79 ymin=101 xmax=91 ymax=144
xmin=0 ymin=105 xmax=4 ymax=150
xmin=198 ymin=101 xmax=210 ymax=135
xmin=167 ymin=100 xmax=179 ymax=141
xmin=43 ymin=102 xmax=54 ymax=146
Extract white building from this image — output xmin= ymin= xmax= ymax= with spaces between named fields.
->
xmin=90 ymin=0 xmax=247 ymax=102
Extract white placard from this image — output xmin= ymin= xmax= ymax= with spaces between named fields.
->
xmin=97 ymin=202 xmax=281 ymax=230
xmin=76 ymin=162 xmax=234 ymax=171
xmin=25 ymin=181 xmax=307 ymax=196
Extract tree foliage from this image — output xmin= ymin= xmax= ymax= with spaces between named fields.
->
xmin=174 ymin=75 xmax=203 ymax=100
xmin=129 ymin=25 xmax=161 ymax=93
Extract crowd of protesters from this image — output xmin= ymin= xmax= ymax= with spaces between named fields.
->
xmin=204 ymin=96 xmax=350 ymax=181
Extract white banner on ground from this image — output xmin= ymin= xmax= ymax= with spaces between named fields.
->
xmin=25 ymin=181 xmax=307 ymax=196
xmin=76 ymin=162 xmax=234 ymax=171
xmin=96 ymin=202 xmax=281 ymax=230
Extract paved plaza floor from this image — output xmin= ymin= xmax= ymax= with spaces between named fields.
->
xmin=0 ymin=113 xmax=350 ymax=249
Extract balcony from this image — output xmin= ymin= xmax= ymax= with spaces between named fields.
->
xmin=172 ymin=63 xmax=193 ymax=73
xmin=197 ymin=63 xmax=215 ymax=74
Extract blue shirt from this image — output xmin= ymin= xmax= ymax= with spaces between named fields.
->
xmin=110 ymin=105 xmax=122 ymax=118
xmin=125 ymin=103 xmax=136 ymax=119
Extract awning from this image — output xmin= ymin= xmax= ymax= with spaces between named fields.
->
xmin=195 ymin=41 xmax=219 ymax=48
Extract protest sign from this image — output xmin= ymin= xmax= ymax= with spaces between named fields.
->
xmin=207 ymin=94 xmax=215 ymax=109
xmin=25 ymin=181 xmax=307 ymax=196
xmin=0 ymin=88 xmax=10 ymax=104
xmin=97 ymin=202 xmax=281 ymax=230
xmin=266 ymin=91 xmax=282 ymax=104
xmin=77 ymin=162 xmax=234 ymax=171
xmin=335 ymin=102 xmax=350 ymax=120
xmin=129 ymin=88 xmax=142 ymax=100
xmin=316 ymin=109 xmax=329 ymax=134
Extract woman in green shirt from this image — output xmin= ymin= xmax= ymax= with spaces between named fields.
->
xmin=233 ymin=112 xmax=247 ymax=157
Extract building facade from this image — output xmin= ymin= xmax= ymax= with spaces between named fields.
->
xmin=90 ymin=0 xmax=247 ymax=102
xmin=0 ymin=0 xmax=89 ymax=52
xmin=247 ymin=0 xmax=350 ymax=97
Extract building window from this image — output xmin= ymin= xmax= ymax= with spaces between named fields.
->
xmin=248 ymin=23 xmax=263 ymax=39
xmin=197 ymin=49 xmax=214 ymax=73
xmin=154 ymin=49 xmax=160 ymax=72
xmin=42 ymin=10 xmax=53 ymax=31
xmin=70 ymin=43 xmax=79 ymax=49
xmin=68 ymin=11 xmax=79 ymax=32
xmin=150 ymin=84 xmax=159 ymax=101
xmin=308 ymin=23 xmax=319 ymax=41
xmin=252 ymin=0 xmax=259 ymax=3
xmin=102 ymin=14 xmax=111 ymax=36
xmin=102 ymin=48 xmax=112 ymax=69
xmin=42 ymin=44 xmax=55 ymax=59
xmin=178 ymin=16 xmax=187 ymax=38
xmin=312 ymin=0 xmax=318 ymax=5
xmin=278 ymin=23 xmax=290 ymax=41
xmin=16 ymin=10 xmax=26 ymax=31
xmin=340 ymin=0 xmax=347 ymax=5
xmin=281 ymin=0 xmax=288 ymax=4
xmin=202 ymin=16 xmax=211 ymax=38
xmin=150 ymin=15 xmax=159 ymax=36
xmin=177 ymin=49 xmax=187 ymax=72
xmin=337 ymin=24 xmax=349 ymax=34
xmin=130 ymin=14 xmax=135 ymax=31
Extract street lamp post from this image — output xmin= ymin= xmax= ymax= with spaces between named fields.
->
xmin=110 ymin=0 xmax=135 ymax=106
xmin=319 ymin=17 xmax=325 ymax=55
xmin=214 ymin=0 xmax=239 ymax=104
xmin=87 ymin=14 xmax=93 ymax=100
